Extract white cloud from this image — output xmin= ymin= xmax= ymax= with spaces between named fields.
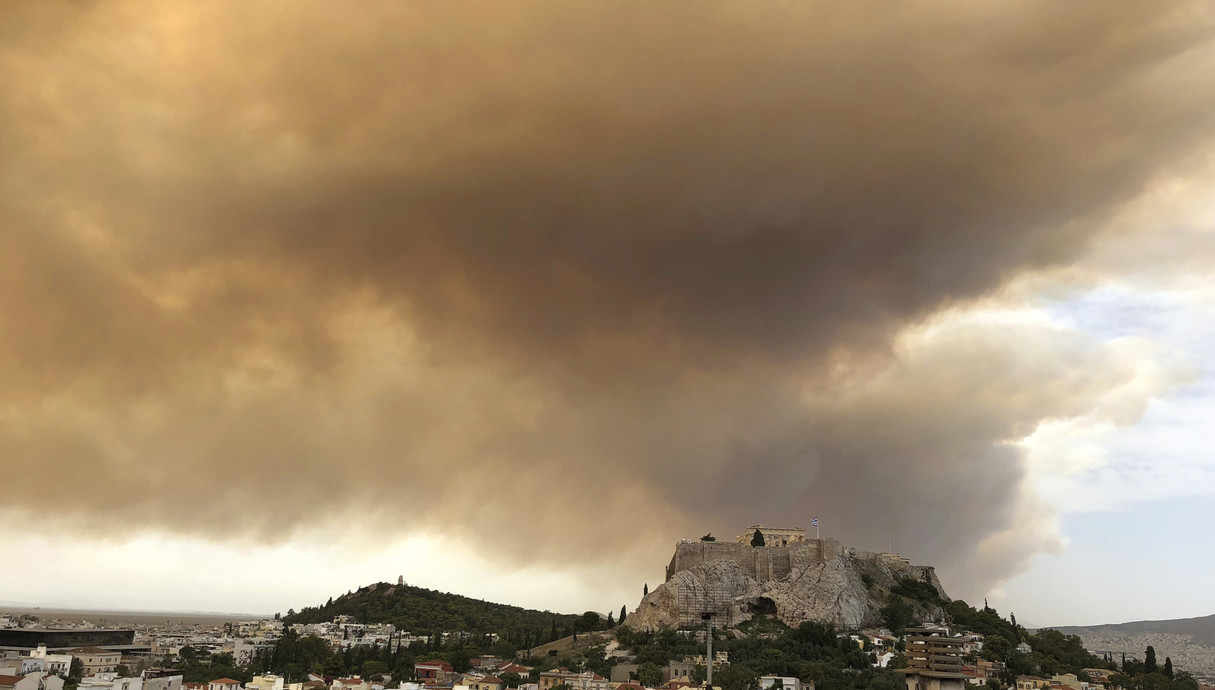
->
xmin=0 ymin=528 xmax=640 ymax=616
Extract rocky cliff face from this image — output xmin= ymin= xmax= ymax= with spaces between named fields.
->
xmin=624 ymin=543 xmax=948 ymax=632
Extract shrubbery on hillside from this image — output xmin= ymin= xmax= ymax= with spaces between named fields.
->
xmin=283 ymin=582 xmax=596 ymax=647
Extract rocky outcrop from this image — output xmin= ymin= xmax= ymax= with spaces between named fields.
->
xmin=624 ymin=541 xmax=949 ymax=632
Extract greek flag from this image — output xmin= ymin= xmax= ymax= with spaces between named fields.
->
xmin=812 ymin=517 xmax=819 ymax=526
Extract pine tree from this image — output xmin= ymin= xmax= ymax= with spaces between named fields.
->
xmin=1145 ymin=646 xmax=1157 ymax=674
xmin=607 ymin=611 xmax=615 ymax=627
xmin=751 ymin=529 xmax=765 ymax=547
xmin=1164 ymin=657 xmax=1173 ymax=679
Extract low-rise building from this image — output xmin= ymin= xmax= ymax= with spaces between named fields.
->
xmin=68 ymin=649 xmax=122 ymax=678
xmin=414 ymin=662 xmax=453 ymax=683
xmin=332 ymin=678 xmax=368 ymax=690
xmin=1016 ymin=677 xmax=1049 ymax=690
xmin=76 ymin=675 xmax=147 ymax=690
xmin=1081 ymin=670 xmax=1113 ymax=686
xmin=142 ymin=669 xmax=183 ymax=690
xmin=30 ymin=647 xmax=73 ymax=676
xmin=0 ymin=660 xmax=42 ymax=677
xmin=1049 ymin=675 xmax=1083 ymax=690
xmin=7 ymin=673 xmax=66 ymax=690
xmin=537 ymin=670 xmax=607 ymax=690
xmin=759 ymin=676 xmax=801 ymax=690
xmin=248 ymin=675 xmax=285 ymax=690
xmin=610 ymin=665 xmax=639 ymax=683
xmin=467 ymin=676 xmax=502 ymax=690
xmin=234 ymin=643 xmax=275 ymax=667
xmin=664 ymin=662 xmax=695 ymax=683
xmin=209 ymin=678 xmax=243 ymax=690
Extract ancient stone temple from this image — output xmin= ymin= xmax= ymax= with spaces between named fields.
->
xmin=735 ymin=524 xmax=806 ymax=547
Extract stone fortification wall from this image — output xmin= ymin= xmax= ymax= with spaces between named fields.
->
xmin=665 ymin=538 xmax=842 ymax=583
xmin=843 ymin=548 xmax=949 ymax=601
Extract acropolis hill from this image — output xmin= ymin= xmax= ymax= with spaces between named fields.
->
xmin=624 ymin=525 xmax=950 ymax=632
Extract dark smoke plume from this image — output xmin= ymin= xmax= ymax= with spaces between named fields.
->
xmin=1 ymin=0 xmax=1213 ymax=597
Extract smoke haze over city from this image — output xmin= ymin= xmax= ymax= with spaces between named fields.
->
xmin=4 ymin=1 xmax=1215 ymax=625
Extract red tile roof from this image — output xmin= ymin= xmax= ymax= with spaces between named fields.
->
xmin=479 ymin=677 xmax=502 ymax=684
xmin=497 ymin=665 xmax=529 ymax=674
xmin=0 ymin=676 xmax=24 ymax=688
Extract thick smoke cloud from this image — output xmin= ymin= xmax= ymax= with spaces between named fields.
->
xmin=2 ymin=1 xmax=1213 ymax=598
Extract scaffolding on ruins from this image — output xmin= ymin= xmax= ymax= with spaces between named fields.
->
xmin=676 ymin=580 xmax=733 ymax=687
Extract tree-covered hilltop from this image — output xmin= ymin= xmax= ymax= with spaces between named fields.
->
xmin=283 ymin=582 xmax=606 ymax=645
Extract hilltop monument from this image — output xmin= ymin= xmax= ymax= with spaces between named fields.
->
xmin=624 ymin=525 xmax=948 ymax=631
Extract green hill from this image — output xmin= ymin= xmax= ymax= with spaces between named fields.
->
xmin=283 ymin=582 xmax=594 ymax=643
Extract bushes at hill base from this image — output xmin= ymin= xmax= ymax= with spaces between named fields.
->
xmin=617 ymin=621 xmax=899 ymax=690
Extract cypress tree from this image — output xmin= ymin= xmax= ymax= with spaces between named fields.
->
xmin=1164 ymin=657 xmax=1173 ymax=679
xmin=1145 ymin=646 xmax=1157 ymax=674
xmin=607 ymin=611 xmax=615 ymax=627
xmin=751 ymin=529 xmax=765 ymax=547
xmin=621 ymin=604 xmax=627 ymax=622
xmin=644 ymin=583 xmax=649 ymax=596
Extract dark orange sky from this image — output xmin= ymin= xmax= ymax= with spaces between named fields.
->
xmin=3 ymin=1 xmax=1215 ymax=612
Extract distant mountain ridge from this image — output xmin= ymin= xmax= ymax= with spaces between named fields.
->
xmin=284 ymin=582 xmax=585 ymax=638
xmin=1049 ymin=613 xmax=1215 ymax=679
xmin=1052 ymin=613 xmax=1215 ymax=647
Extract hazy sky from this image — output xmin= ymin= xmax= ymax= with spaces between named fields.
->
xmin=3 ymin=1 xmax=1215 ymax=627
